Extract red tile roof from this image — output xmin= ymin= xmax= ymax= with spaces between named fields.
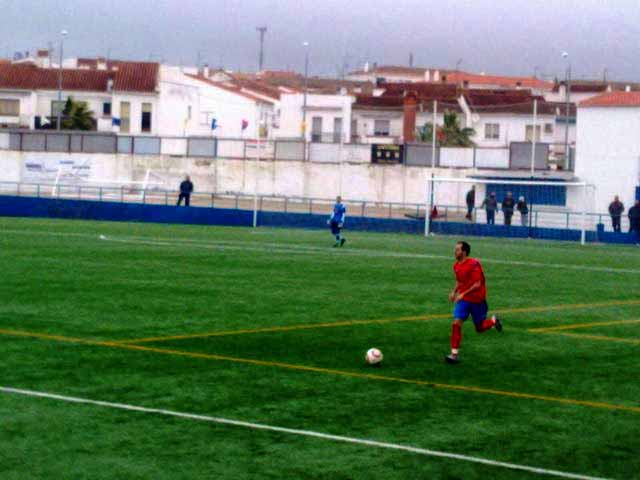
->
xmin=380 ymin=83 xmax=458 ymax=98
xmin=0 ymin=63 xmax=110 ymax=91
xmin=551 ymin=82 xmax=608 ymax=93
xmin=186 ymin=74 xmax=273 ymax=104
xmin=354 ymin=94 xmax=462 ymax=112
xmin=446 ymin=72 xmax=553 ymax=90
xmin=464 ymin=90 xmax=560 ymax=114
xmin=112 ymin=62 xmax=158 ymax=92
xmin=0 ymin=62 xmax=158 ymax=93
xmin=579 ymin=92 xmax=640 ymax=107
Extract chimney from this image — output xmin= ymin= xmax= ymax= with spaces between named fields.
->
xmin=403 ymin=91 xmax=418 ymax=143
xmin=625 ymin=85 xmax=631 ymax=92
xmin=97 ymin=57 xmax=107 ymax=70
xmin=203 ymin=63 xmax=210 ymax=77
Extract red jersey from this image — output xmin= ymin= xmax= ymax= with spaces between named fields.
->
xmin=453 ymin=258 xmax=486 ymax=303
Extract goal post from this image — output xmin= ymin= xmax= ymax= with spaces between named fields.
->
xmin=425 ymin=176 xmax=595 ymax=245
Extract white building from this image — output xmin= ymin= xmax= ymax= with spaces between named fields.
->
xmin=277 ymin=93 xmax=353 ymax=142
xmin=575 ymin=91 xmax=640 ymax=213
xmin=0 ymin=60 xmax=160 ymax=134
xmin=346 ymin=65 xmax=452 ymax=84
xmin=0 ymin=58 xmax=278 ymax=139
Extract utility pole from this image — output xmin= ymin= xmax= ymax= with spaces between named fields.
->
xmin=257 ymin=26 xmax=267 ymax=71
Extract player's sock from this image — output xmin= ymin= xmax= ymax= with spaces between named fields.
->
xmin=450 ymin=323 xmax=462 ymax=353
xmin=476 ymin=317 xmax=496 ymax=333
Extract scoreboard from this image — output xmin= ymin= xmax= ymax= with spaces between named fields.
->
xmin=371 ymin=144 xmax=404 ymax=164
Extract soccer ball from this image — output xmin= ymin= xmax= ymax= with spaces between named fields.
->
xmin=365 ymin=348 xmax=383 ymax=365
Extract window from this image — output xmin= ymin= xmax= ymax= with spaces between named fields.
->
xmin=51 ymin=100 xmax=66 ymax=118
xmin=103 ymin=102 xmax=112 ymax=116
xmin=311 ymin=116 xmax=323 ymax=142
xmin=120 ymin=102 xmax=130 ymax=133
xmin=544 ymin=123 xmax=553 ymax=134
xmin=141 ymin=103 xmax=152 ymax=133
xmin=526 ymin=125 xmax=541 ymax=142
xmin=484 ymin=123 xmax=500 ymax=140
xmin=374 ymin=119 xmax=390 ymax=136
xmin=350 ymin=119 xmax=358 ymax=142
xmin=333 ymin=117 xmax=343 ymax=143
xmin=0 ymin=99 xmax=19 ymax=116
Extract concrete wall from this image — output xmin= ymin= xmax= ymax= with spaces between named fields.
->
xmin=0 ymin=149 xmax=473 ymax=205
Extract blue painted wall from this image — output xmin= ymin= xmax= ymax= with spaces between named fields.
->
xmin=0 ymin=195 xmax=636 ymax=245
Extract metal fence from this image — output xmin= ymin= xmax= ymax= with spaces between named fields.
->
xmin=0 ymin=130 xmax=574 ymax=171
xmin=0 ymin=180 xmax=624 ymax=231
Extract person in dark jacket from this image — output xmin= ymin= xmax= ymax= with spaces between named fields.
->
xmin=629 ymin=200 xmax=640 ymax=240
xmin=481 ymin=192 xmax=498 ymax=225
xmin=177 ymin=175 xmax=194 ymax=206
xmin=608 ymin=196 xmax=625 ymax=233
xmin=465 ymin=186 xmax=475 ymax=221
xmin=516 ymin=196 xmax=529 ymax=226
xmin=501 ymin=192 xmax=515 ymax=226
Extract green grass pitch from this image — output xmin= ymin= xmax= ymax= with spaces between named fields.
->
xmin=0 ymin=217 xmax=639 ymax=479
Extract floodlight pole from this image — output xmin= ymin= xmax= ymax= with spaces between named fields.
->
xmin=530 ymin=98 xmax=537 ymax=175
xmin=563 ymin=56 xmax=572 ymax=169
xmin=57 ymin=30 xmax=68 ymax=130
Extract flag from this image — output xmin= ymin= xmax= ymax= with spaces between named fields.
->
xmin=211 ymin=118 xmax=217 ymax=130
xmin=112 ymin=117 xmax=121 ymax=126
xmin=241 ymin=119 xmax=249 ymax=131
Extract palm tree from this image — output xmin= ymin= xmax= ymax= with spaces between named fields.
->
xmin=61 ymin=97 xmax=96 ymax=131
xmin=416 ymin=110 xmax=475 ymax=147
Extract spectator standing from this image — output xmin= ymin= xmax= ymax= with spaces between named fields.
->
xmin=481 ymin=192 xmax=498 ymax=225
xmin=516 ymin=196 xmax=529 ymax=226
xmin=502 ymin=192 xmax=515 ymax=226
xmin=608 ymin=196 xmax=625 ymax=233
xmin=465 ymin=186 xmax=476 ymax=221
xmin=629 ymin=200 xmax=640 ymax=241
xmin=177 ymin=175 xmax=194 ymax=206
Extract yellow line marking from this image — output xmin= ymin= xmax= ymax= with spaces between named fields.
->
xmin=540 ymin=332 xmax=640 ymax=345
xmin=1 ymin=327 xmax=640 ymax=415
xmin=114 ymin=299 xmax=640 ymax=345
xmin=0 ymin=329 xmax=99 ymax=345
xmin=529 ymin=319 xmax=640 ymax=333
xmin=112 ymin=314 xmax=449 ymax=344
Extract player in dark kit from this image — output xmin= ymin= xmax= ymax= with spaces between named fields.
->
xmin=327 ymin=196 xmax=346 ymax=247
xmin=445 ymin=241 xmax=502 ymax=364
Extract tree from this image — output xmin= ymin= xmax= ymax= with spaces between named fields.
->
xmin=416 ymin=110 xmax=475 ymax=147
xmin=61 ymin=97 xmax=96 ymax=131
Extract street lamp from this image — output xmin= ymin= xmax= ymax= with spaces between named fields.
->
xmin=302 ymin=41 xmax=309 ymax=142
xmin=561 ymin=51 xmax=571 ymax=167
xmin=57 ymin=29 xmax=68 ymax=131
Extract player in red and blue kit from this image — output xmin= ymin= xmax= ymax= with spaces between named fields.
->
xmin=327 ymin=196 xmax=346 ymax=247
xmin=445 ymin=241 xmax=502 ymax=364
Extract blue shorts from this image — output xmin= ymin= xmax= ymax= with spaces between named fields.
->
xmin=453 ymin=300 xmax=488 ymax=326
xmin=330 ymin=220 xmax=342 ymax=235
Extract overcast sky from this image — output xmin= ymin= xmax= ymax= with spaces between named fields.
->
xmin=2 ymin=0 xmax=639 ymax=81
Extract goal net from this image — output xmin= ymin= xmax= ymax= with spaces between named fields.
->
xmin=425 ymin=176 xmax=595 ymax=245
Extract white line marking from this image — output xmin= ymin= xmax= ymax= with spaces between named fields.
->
xmin=0 ymin=386 xmax=612 ymax=480
xmin=3 ymin=227 xmax=639 ymax=274
xmin=104 ymin=236 xmax=640 ymax=275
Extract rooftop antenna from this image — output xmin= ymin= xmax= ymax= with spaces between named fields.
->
xmin=409 ymin=52 xmax=414 ymax=67
xmin=257 ymin=26 xmax=267 ymax=71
